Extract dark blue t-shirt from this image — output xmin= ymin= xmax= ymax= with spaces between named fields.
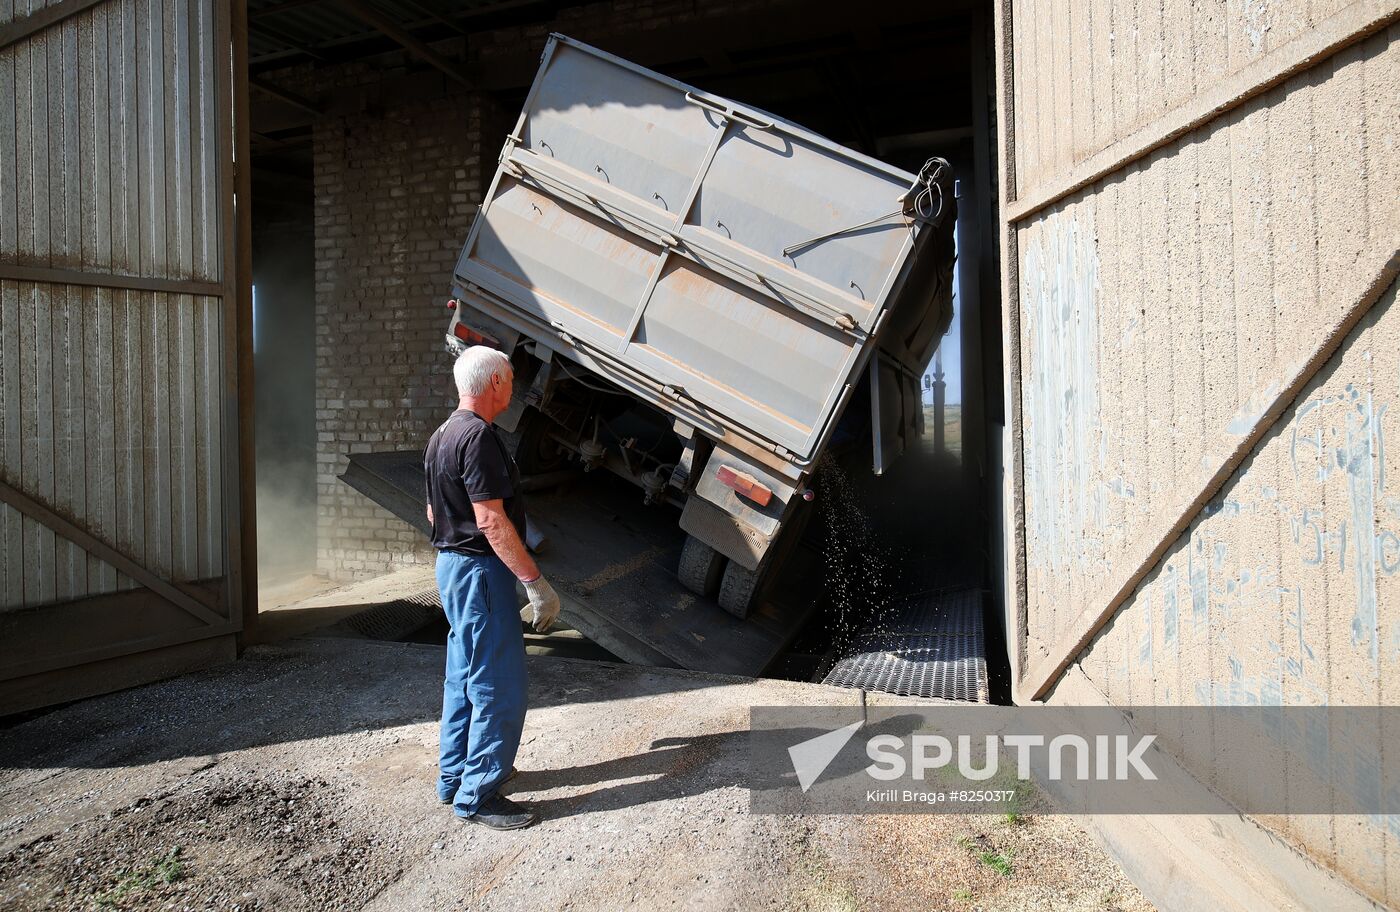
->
xmin=423 ymin=410 xmax=527 ymax=556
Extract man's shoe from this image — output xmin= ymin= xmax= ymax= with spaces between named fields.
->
xmin=462 ymin=792 xmax=539 ymax=830
xmin=439 ymin=767 xmax=519 ymax=804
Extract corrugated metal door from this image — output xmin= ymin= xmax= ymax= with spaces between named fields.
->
xmin=995 ymin=2 xmax=1398 ymax=907
xmin=0 ymin=0 xmax=249 ymax=714
xmin=995 ymin=0 xmax=1398 ymax=702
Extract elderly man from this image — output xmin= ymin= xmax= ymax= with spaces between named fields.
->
xmin=424 ymin=345 xmax=561 ymax=829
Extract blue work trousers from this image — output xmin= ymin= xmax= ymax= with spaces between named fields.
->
xmin=434 ymin=550 xmax=528 ymax=816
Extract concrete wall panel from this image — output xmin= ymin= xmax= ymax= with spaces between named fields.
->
xmin=1018 ymin=24 xmax=1398 ymax=660
xmin=1012 ymin=9 xmax=1397 ymax=902
xmin=1076 ymin=279 xmax=1400 ymax=903
xmin=0 ymin=285 xmax=226 ymax=609
xmin=1010 ymin=0 xmax=1387 ymax=199
xmin=0 ymin=0 xmax=241 ymax=717
xmin=0 ymin=0 xmax=222 ymax=282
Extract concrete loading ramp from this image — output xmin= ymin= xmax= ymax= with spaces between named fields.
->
xmin=340 ymin=450 xmax=992 ymax=700
xmin=341 ymin=450 xmax=826 ymax=677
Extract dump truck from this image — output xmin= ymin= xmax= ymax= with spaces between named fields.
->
xmin=343 ymin=34 xmax=955 ymax=669
xmin=446 ymin=34 xmax=954 ymax=608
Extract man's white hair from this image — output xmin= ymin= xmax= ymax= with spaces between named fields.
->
xmin=453 ymin=345 xmax=512 ymax=397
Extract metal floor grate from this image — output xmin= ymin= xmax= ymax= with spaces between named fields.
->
xmin=339 ymin=589 xmax=443 ymax=641
xmin=823 ymin=585 xmax=989 ymax=703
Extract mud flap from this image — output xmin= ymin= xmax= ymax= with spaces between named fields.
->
xmin=679 ymin=447 xmax=796 ymax=571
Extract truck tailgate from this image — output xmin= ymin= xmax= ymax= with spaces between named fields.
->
xmin=452 ymin=34 xmax=950 ymax=466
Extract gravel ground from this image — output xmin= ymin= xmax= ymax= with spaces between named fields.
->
xmin=0 ymin=637 xmax=1153 ymax=911
xmin=0 ymin=773 xmax=398 ymax=911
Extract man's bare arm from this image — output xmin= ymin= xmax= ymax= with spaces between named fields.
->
xmin=472 ymin=499 xmax=540 ymax=581
xmin=475 ymin=499 xmax=560 ymax=631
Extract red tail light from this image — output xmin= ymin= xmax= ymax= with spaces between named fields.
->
xmin=452 ymin=322 xmax=499 ymax=348
xmin=715 ymin=466 xmax=773 ymax=507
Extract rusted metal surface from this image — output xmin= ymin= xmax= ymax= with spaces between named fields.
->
xmin=0 ymin=0 xmax=245 ymax=712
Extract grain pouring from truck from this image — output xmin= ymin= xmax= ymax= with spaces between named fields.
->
xmin=442 ymin=34 xmax=956 ymax=619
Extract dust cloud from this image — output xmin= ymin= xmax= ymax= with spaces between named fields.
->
xmin=251 ymin=227 xmax=317 ymax=592
xmin=255 ymin=450 xmax=317 ymax=589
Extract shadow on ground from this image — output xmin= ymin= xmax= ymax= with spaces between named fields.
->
xmin=0 ymin=638 xmax=759 ymax=773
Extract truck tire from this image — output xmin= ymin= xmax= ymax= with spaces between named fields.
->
xmin=717 ymin=561 xmax=761 ymax=619
xmin=678 ymin=535 xmax=726 ymax=598
xmin=514 ymin=409 xmax=567 ymax=474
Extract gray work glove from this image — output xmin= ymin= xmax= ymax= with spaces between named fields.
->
xmin=523 ymin=576 xmax=561 ymax=633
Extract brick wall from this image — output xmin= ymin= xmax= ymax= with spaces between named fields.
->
xmin=306 ymin=0 xmax=773 ymax=580
xmin=312 ymin=92 xmax=481 ymax=580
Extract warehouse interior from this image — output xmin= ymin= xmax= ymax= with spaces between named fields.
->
xmin=244 ymin=0 xmax=1008 ymax=698
xmin=6 ymin=0 xmax=1394 ymax=906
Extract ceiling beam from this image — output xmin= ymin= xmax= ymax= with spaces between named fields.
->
xmin=251 ymin=0 xmax=327 ymax=19
xmin=399 ymin=0 xmax=467 ymax=36
xmin=467 ymin=1 xmax=971 ymax=89
xmin=250 ymin=0 xmax=574 ymax=69
xmin=249 ymin=18 xmax=329 ymax=61
xmin=249 ymin=76 xmax=324 ymax=116
xmin=250 ymin=129 xmax=314 ymax=152
xmin=335 ymin=0 xmax=469 ymax=86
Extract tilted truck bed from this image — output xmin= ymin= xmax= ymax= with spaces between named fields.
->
xmin=452 ymin=34 xmax=953 ymax=476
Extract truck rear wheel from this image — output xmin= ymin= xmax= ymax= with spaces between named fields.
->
xmin=514 ymin=409 xmax=567 ymax=474
xmin=717 ymin=561 xmax=761 ymax=619
xmin=678 ymin=535 xmax=726 ymax=598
